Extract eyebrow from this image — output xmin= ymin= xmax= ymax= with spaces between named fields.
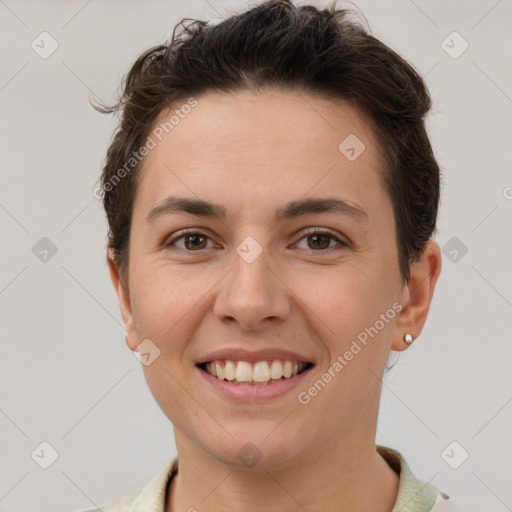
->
xmin=145 ymin=195 xmax=369 ymax=225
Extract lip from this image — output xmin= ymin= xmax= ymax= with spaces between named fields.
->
xmin=196 ymin=347 xmax=313 ymax=365
xmin=198 ymin=363 xmax=314 ymax=402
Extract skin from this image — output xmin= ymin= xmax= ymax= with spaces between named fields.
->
xmin=108 ymin=88 xmax=442 ymax=512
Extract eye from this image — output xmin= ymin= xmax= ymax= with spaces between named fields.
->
xmin=164 ymin=228 xmax=348 ymax=253
xmin=294 ymin=228 xmax=348 ymax=251
xmin=165 ymin=230 xmax=218 ymax=251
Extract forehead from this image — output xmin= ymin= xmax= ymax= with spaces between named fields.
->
xmin=151 ymin=89 xmax=376 ymax=161
xmin=134 ymin=88 xmax=389 ymax=223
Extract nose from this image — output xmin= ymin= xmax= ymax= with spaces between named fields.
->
xmin=213 ymin=249 xmax=291 ymax=330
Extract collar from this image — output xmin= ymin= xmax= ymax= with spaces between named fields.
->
xmin=102 ymin=445 xmax=449 ymax=512
xmin=376 ymin=445 xmax=450 ymax=511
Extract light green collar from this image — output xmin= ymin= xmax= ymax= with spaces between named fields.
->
xmin=98 ymin=446 xmax=450 ymax=512
xmin=377 ymin=445 xmax=450 ymax=511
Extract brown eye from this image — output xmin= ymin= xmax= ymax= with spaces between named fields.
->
xmin=295 ymin=229 xmax=347 ymax=252
xmin=166 ymin=231 xmax=215 ymax=251
xmin=307 ymin=233 xmax=331 ymax=250
xmin=182 ymin=234 xmax=208 ymax=250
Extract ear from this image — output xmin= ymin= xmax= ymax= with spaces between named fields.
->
xmin=107 ymin=250 xmax=138 ymax=351
xmin=391 ymin=240 xmax=442 ymax=351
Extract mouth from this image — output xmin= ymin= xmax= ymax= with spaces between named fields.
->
xmin=197 ymin=359 xmax=314 ymax=385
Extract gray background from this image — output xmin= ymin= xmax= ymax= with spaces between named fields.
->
xmin=1 ymin=1 xmax=511 ymax=511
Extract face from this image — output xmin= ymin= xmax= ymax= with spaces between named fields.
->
xmin=111 ymin=89 xmax=421 ymax=470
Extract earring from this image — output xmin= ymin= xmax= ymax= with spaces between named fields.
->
xmin=404 ymin=333 xmax=413 ymax=345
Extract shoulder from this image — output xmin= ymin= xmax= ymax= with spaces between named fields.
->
xmin=430 ymin=493 xmax=465 ymax=512
xmin=376 ymin=444 xmax=456 ymax=512
xmin=73 ymin=457 xmax=178 ymax=512
xmin=76 ymin=490 xmax=140 ymax=512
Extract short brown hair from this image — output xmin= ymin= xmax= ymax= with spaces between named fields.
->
xmin=93 ymin=0 xmax=441 ymax=286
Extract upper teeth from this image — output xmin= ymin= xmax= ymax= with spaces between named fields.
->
xmin=205 ymin=360 xmax=307 ymax=383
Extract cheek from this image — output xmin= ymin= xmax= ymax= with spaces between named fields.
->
xmin=130 ymin=262 xmax=219 ymax=355
xmin=291 ymin=262 xmax=397 ymax=410
xmin=129 ymin=265 xmax=207 ymax=423
xmin=292 ymin=265 xmax=386 ymax=343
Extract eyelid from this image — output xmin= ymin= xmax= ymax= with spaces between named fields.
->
xmin=165 ymin=227 xmax=349 ymax=252
xmin=293 ymin=227 xmax=349 ymax=250
xmin=164 ymin=228 xmax=219 ymax=249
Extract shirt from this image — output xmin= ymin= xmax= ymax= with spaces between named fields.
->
xmin=79 ymin=444 xmax=451 ymax=512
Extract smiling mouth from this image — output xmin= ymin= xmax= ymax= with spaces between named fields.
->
xmin=198 ymin=359 xmax=314 ymax=385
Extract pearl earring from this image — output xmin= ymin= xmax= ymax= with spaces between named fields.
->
xmin=404 ymin=333 xmax=413 ymax=344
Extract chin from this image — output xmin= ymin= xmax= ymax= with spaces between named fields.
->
xmin=199 ymin=421 xmax=313 ymax=472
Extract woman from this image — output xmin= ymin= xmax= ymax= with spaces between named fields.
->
xmin=89 ymin=0 xmax=451 ymax=510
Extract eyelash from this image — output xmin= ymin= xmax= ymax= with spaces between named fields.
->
xmin=165 ymin=228 xmax=348 ymax=253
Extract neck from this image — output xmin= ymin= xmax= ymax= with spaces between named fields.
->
xmin=165 ymin=432 xmax=400 ymax=512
